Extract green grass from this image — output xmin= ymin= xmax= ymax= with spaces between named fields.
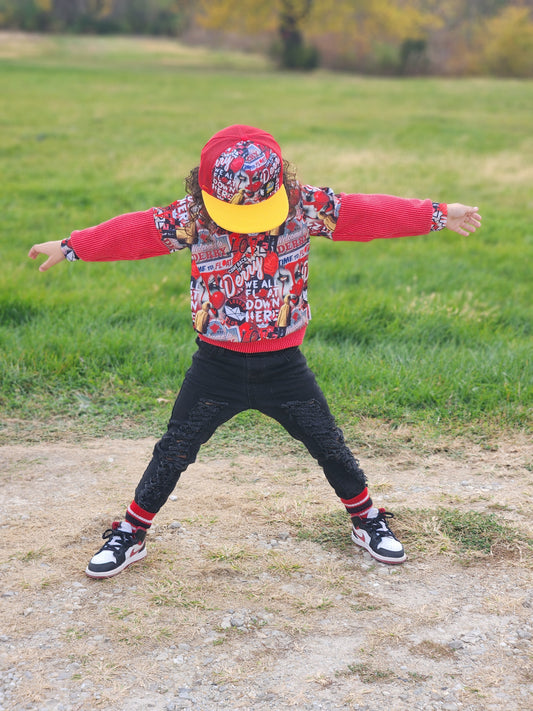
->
xmin=398 ymin=507 xmax=533 ymax=560
xmin=0 ymin=34 xmax=531 ymax=440
xmin=434 ymin=508 xmax=521 ymax=553
xmin=296 ymin=508 xmax=533 ymax=560
xmin=335 ymin=662 xmax=396 ymax=684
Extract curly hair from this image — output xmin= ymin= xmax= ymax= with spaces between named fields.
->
xmin=184 ymin=160 xmax=301 ymax=233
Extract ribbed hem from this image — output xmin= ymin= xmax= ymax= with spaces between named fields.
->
xmin=199 ymin=326 xmax=306 ymax=353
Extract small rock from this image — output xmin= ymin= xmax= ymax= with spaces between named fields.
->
xmin=448 ymin=640 xmax=464 ymax=650
xmin=230 ymin=615 xmax=246 ymax=628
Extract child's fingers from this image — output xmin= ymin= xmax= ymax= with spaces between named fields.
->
xmin=39 ymin=253 xmax=65 ymax=271
xmin=447 ymin=205 xmax=482 ymax=236
xmin=466 ymin=209 xmax=481 ymax=228
xmin=38 ymin=257 xmax=54 ymax=272
xmin=28 ymin=241 xmax=65 ymax=271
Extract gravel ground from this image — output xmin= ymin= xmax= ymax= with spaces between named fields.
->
xmin=1 ymin=433 xmax=532 ymax=710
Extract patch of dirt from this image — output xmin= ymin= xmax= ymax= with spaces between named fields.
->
xmin=1 ymin=430 xmax=532 ymax=710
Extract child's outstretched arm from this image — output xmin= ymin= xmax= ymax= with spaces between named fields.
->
xmin=28 ymin=205 xmax=186 ymax=271
xmin=445 ymin=203 xmax=482 ymax=236
xmin=326 ymin=193 xmax=482 ymax=244
xmin=28 ymin=240 xmax=65 ymax=272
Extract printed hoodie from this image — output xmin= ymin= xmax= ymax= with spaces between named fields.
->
xmin=65 ymin=186 xmax=447 ymax=353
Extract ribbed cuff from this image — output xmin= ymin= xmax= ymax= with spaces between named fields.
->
xmin=126 ymin=500 xmax=156 ymax=529
xmin=431 ymin=202 xmax=448 ymax=231
xmin=60 ymin=238 xmax=79 ymax=262
xmin=341 ymin=487 xmax=374 ymax=518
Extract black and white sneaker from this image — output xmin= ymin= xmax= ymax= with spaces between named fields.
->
xmin=351 ymin=509 xmax=406 ymax=564
xmin=85 ymin=521 xmax=147 ymax=579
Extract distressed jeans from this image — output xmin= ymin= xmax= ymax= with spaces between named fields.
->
xmin=134 ymin=339 xmax=367 ymax=514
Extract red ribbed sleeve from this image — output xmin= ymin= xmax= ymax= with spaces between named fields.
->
xmin=68 ymin=208 xmax=170 ymax=262
xmin=332 ymin=193 xmax=434 ymax=242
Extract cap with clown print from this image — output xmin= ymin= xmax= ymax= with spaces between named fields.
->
xmin=198 ymin=125 xmax=289 ymax=234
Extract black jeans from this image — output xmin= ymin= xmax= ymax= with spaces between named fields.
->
xmin=134 ymin=339 xmax=367 ymax=514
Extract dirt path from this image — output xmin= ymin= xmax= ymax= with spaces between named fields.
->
xmin=1 ymin=431 xmax=532 ymax=710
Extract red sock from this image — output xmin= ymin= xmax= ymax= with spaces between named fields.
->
xmin=341 ymin=487 xmax=374 ymax=520
xmin=125 ymin=500 xmax=156 ymax=530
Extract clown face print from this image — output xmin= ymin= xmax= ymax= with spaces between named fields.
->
xmin=210 ymin=141 xmax=282 ymax=205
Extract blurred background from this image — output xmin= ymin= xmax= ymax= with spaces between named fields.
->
xmin=1 ymin=0 xmax=533 ymax=77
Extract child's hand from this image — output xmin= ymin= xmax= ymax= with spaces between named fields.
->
xmin=446 ymin=204 xmax=482 ymax=236
xmin=28 ymin=240 xmax=65 ymax=272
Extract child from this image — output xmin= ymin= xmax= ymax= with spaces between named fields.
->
xmin=29 ymin=124 xmax=481 ymax=578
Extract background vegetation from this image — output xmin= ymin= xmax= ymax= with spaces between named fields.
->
xmin=0 ymin=34 xmax=531 ymax=443
xmin=1 ymin=0 xmax=533 ymax=76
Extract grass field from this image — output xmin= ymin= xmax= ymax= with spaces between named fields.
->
xmin=0 ymin=33 xmax=531 ymax=441
xmin=1 ymin=37 xmax=533 ymax=711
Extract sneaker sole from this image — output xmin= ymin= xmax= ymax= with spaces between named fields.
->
xmin=351 ymin=530 xmax=406 ymax=565
xmin=85 ymin=545 xmax=147 ymax=579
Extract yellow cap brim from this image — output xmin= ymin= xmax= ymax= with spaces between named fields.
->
xmin=202 ymin=185 xmax=289 ymax=234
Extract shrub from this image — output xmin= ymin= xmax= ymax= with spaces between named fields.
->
xmin=477 ymin=6 xmax=533 ymax=78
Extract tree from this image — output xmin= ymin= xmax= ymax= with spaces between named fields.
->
xmin=477 ymin=4 xmax=533 ymax=76
xmin=196 ymin=0 xmax=435 ymax=71
xmin=277 ymin=0 xmax=319 ymax=69
xmin=0 ymin=0 xmax=191 ymax=35
xmin=196 ymin=0 xmax=318 ymax=69
xmin=408 ymin=0 xmax=533 ymax=75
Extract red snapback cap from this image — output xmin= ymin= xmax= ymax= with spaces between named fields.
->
xmin=198 ymin=125 xmax=289 ymax=234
